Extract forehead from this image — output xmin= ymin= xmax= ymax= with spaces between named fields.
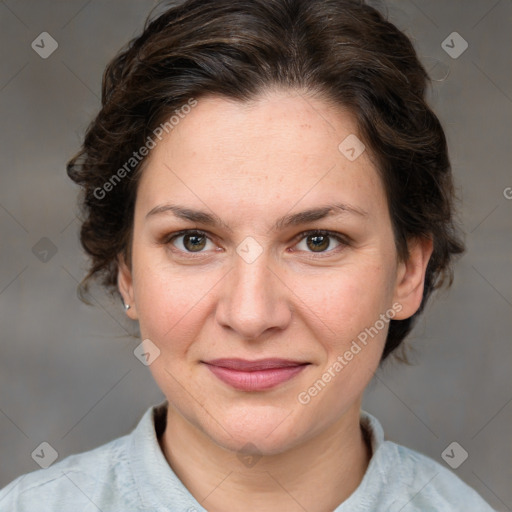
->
xmin=152 ymin=91 xmax=358 ymax=168
xmin=136 ymin=90 xmax=386 ymax=225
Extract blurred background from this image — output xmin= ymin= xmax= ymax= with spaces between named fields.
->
xmin=0 ymin=0 xmax=510 ymax=509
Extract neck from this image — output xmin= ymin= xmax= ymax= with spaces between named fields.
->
xmin=159 ymin=402 xmax=372 ymax=512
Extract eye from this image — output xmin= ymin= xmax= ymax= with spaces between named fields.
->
xmin=293 ymin=230 xmax=348 ymax=255
xmin=166 ymin=230 xmax=214 ymax=254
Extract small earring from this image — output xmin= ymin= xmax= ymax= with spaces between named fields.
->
xmin=124 ymin=303 xmax=131 ymax=310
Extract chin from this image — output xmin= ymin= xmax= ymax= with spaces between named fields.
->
xmin=202 ymin=406 xmax=307 ymax=455
xmin=218 ymin=430 xmax=299 ymax=457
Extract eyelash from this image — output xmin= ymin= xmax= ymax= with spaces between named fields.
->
xmin=162 ymin=229 xmax=350 ymax=259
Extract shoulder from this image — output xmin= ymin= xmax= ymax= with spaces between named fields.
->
xmin=0 ymin=433 xmax=141 ymax=512
xmin=377 ymin=440 xmax=495 ymax=511
xmin=353 ymin=411 xmax=495 ymax=511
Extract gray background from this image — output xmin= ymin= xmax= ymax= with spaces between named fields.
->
xmin=0 ymin=0 xmax=510 ymax=510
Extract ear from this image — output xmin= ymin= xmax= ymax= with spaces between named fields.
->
xmin=391 ymin=236 xmax=434 ymax=320
xmin=117 ymin=253 xmax=138 ymax=320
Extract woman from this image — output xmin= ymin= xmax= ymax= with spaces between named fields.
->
xmin=0 ymin=0 xmax=496 ymax=510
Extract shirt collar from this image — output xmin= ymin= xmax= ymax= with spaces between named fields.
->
xmin=129 ymin=399 xmax=209 ymax=511
xmin=129 ymin=400 xmax=387 ymax=511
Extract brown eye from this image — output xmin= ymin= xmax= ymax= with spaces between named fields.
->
xmin=306 ymin=234 xmax=330 ymax=252
xmin=167 ymin=230 xmax=213 ymax=254
xmin=182 ymin=233 xmax=207 ymax=252
xmin=294 ymin=230 xmax=348 ymax=255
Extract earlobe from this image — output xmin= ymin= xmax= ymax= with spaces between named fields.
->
xmin=117 ymin=253 xmax=138 ymax=320
xmin=392 ymin=236 xmax=434 ymax=321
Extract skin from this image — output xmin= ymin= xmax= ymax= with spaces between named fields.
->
xmin=118 ymin=89 xmax=433 ymax=512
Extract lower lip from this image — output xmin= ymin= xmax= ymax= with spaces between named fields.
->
xmin=205 ymin=364 xmax=308 ymax=391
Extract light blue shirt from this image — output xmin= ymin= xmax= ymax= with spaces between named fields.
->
xmin=0 ymin=400 xmax=495 ymax=511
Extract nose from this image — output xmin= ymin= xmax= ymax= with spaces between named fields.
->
xmin=215 ymin=246 xmax=292 ymax=340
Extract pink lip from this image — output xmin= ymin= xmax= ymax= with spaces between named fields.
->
xmin=203 ymin=358 xmax=309 ymax=391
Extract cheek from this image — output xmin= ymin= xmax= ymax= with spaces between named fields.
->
xmin=293 ymin=266 xmax=392 ymax=415
xmin=292 ymin=262 xmax=395 ymax=346
xmin=132 ymin=258 xmax=208 ymax=348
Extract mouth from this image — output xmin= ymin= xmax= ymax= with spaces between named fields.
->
xmin=202 ymin=358 xmax=310 ymax=391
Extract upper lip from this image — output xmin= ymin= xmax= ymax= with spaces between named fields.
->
xmin=203 ymin=358 xmax=309 ymax=371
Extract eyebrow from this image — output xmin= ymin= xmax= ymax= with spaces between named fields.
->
xmin=145 ymin=202 xmax=368 ymax=232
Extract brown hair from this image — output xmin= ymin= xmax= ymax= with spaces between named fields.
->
xmin=67 ymin=0 xmax=465 ymax=361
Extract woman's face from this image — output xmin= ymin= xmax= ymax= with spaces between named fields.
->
xmin=119 ymin=90 xmax=431 ymax=454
